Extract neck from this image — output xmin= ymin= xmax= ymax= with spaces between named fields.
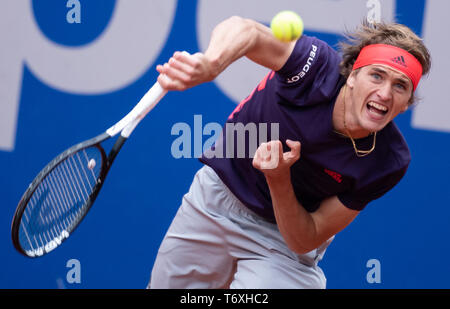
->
xmin=333 ymin=85 xmax=372 ymax=139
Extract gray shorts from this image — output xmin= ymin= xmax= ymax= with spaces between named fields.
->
xmin=148 ymin=165 xmax=333 ymax=289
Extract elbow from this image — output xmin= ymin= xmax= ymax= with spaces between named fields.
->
xmin=206 ymin=16 xmax=258 ymax=78
xmin=288 ymin=235 xmax=334 ymax=255
xmin=283 ymin=237 xmax=316 ymax=255
xmin=289 ymin=243 xmax=316 ymax=255
xmin=294 ymin=248 xmax=312 ymax=255
xmin=285 ymin=234 xmax=323 ymax=255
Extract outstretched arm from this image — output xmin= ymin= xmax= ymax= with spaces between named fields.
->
xmin=157 ymin=16 xmax=296 ymax=91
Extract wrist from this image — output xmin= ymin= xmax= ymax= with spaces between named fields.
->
xmin=265 ymin=171 xmax=291 ymax=188
xmin=204 ymin=48 xmax=224 ymax=81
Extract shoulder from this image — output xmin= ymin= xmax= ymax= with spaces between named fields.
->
xmin=337 ymin=123 xmax=410 ymax=211
xmin=277 ymin=35 xmax=341 ymax=81
xmin=274 ymin=35 xmax=344 ymax=106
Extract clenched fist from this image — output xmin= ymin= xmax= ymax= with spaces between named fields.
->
xmin=252 ymin=139 xmax=301 ymax=179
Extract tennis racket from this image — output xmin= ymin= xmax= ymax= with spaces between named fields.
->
xmin=11 ymin=78 xmax=169 ymax=258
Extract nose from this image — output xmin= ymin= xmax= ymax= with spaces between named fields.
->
xmin=376 ymin=82 xmax=393 ymax=102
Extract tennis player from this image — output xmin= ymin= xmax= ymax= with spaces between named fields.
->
xmin=148 ymin=17 xmax=431 ymax=288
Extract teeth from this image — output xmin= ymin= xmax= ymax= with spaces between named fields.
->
xmin=368 ymin=101 xmax=388 ymax=112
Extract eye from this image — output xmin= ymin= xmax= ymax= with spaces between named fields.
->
xmin=394 ymin=83 xmax=407 ymax=91
xmin=371 ymin=73 xmax=382 ymax=80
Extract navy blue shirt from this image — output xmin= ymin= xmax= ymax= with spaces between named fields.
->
xmin=200 ymin=35 xmax=410 ymax=222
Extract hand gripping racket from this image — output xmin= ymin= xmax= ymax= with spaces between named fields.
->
xmin=11 ymin=79 xmax=168 ymax=258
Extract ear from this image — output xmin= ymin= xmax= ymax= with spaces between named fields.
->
xmin=400 ymin=104 xmax=409 ymax=113
xmin=347 ymin=70 xmax=357 ymax=89
xmin=401 ymin=92 xmax=414 ymax=112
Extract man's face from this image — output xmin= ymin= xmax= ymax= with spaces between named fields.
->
xmin=347 ymin=64 xmax=413 ymax=133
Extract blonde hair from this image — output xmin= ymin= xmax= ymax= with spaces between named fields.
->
xmin=339 ymin=21 xmax=431 ymax=104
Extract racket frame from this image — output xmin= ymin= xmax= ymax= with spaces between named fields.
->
xmin=11 ymin=80 xmax=167 ymax=258
xmin=11 ymin=133 xmax=111 ymax=257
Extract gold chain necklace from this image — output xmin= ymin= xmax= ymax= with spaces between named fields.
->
xmin=342 ymin=85 xmax=377 ymax=157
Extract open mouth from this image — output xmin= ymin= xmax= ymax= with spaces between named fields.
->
xmin=366 ymin=101 xmax=389 ymax=119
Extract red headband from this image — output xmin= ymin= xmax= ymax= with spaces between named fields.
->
xmin=352 ymin=44 xmax=423 ymax=91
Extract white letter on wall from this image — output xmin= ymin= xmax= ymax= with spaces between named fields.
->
xmin=0 ymin=0 xmax=177 ymax=151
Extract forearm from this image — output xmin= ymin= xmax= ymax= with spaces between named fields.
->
xmin=204 ymin=16 xmax=292 ymax=79
xmin=157 ymin=16 xmax=293 ymax=91
xmin=265 ymin=174 xmax=318 ymax=254
xmin=204 ymin=16 xmax=259 ymax=78
xmin=254 ymin=141 xmax=359 ymax=254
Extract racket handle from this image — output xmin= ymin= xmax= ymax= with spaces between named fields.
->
xmin=106 ymin=51 xmax=190 ymax=137
xmin=121 ymin=82 xmax=167 ymax=137
xmin=106 ymin=81 xmax=167 ymax=137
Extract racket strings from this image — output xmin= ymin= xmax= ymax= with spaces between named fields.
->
xmin=19 ymin=146 xmax=103 ymax=254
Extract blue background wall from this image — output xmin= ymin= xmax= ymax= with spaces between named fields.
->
xmin=1 ymin=0 xmax=449 ymax=288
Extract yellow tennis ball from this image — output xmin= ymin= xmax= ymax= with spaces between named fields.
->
xmin=270 ymin=11 xmax=304 ymax=42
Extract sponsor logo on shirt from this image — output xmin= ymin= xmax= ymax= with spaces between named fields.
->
xmin=324 ymin=168 xmax=342 ymax=183
xmin=286 ymin=44 xmax=318 ymax=84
